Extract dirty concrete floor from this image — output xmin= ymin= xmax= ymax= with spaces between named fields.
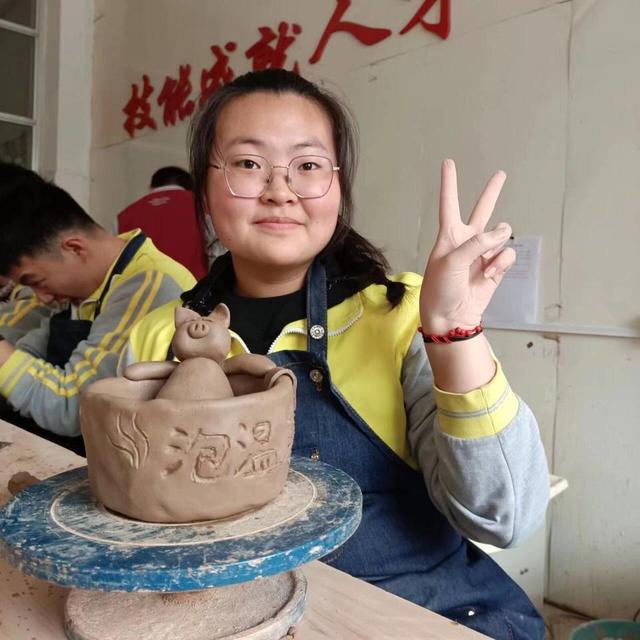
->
xmin=544 ymin=602 xmax=593 ymax=640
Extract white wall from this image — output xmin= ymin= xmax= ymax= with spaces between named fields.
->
xmin=36 ymin=0 xmax=93 ymax=210
xmin=547 ymin=0 xmax=640 ymax=617
xmin=90 ymin=0 xmax=640 ymax=619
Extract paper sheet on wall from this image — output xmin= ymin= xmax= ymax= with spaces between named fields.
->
xmin=484 ymin=236 xmax=542 ymax=325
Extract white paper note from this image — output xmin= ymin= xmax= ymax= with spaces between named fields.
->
xmin=484 ymin=236 xmax=542 ymax=325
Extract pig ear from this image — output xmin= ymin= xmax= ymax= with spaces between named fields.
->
xmin=174 ymin=306 xmax=201 ymax=327
xmin=209 ymin=303 xmax=230 ymax=328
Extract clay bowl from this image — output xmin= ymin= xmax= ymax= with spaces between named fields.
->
xmin=79 ymin=369 xmax=296 ymax=523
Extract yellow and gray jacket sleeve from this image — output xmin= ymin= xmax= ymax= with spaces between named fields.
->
xmin=0 ymin=286 xmax=58 ymax=345
xmin=0 ymin=271 xmax=188 ymax=437
xmin=403 ymin=332 xmax=550 ymax=548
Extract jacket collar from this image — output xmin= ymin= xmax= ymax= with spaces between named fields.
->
xmin=228 ymin=277 xmax=364 ymax=355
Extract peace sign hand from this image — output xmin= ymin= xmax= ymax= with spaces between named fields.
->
xmin=420 ymin=160 xmax=515 ymax=335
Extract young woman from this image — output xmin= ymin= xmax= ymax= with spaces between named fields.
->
xmin=121 ymin=69 xmax=549 ymax=639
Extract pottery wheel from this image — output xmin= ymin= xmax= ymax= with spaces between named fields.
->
xmin=0 ymin=456 xmax=361 ymax=590
xmin=0 ymin=456 xmax=362 ymax=640
xmin=64 ymin=571 xmax=308 ymax=640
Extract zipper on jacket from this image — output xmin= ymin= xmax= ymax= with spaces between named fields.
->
xmin=266 ymin=305 xmax=363 ymax=354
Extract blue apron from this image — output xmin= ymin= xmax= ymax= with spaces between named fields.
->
xmin=266 ymin=260 xmax=545 ymax=639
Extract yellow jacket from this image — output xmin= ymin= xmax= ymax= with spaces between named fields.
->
xmin=0 ymin=230 xmax=196 ymax=436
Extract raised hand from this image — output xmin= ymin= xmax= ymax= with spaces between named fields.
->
xmin=420 ymin=159 xmax=515 ymax=335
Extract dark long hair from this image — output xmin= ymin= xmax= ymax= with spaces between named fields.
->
xmin=188 ymin=69 xmax=405 ymax=307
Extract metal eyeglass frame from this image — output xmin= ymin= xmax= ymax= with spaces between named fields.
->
xmin=209 ymin=154 xmax=340 ymax=199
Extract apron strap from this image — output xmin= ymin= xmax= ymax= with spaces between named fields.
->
xmin=94 ymin=232 xmax=147 ymax=316
xmin=305 ymin=258 xmax=328 ymax=358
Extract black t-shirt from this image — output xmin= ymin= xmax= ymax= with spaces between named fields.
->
xmin=181 ymin=253 xmax=361 ymax=355
xmin=224 ymin=288 xmax=306 ymax=354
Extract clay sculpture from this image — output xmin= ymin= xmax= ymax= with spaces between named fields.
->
xmin=80 ymin=304 xmax=297 ymax=523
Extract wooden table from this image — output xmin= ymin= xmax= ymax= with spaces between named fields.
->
xmin=0 ymin=419 xmax=486 ymax=639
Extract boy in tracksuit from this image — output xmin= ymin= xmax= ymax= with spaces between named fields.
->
xmin=0 ymin=164 xmax=196 ymax=451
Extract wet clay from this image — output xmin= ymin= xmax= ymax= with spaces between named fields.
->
xmin=8 ymin=471 xmax=41 ymax=496
xmin=80 ymin=304 xmax=297 ymax=523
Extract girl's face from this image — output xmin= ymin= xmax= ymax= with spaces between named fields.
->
xmin=206 ymin=92 xmax=341 ymax=278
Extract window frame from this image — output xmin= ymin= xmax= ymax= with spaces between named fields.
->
xmin=0 ymin=5 xmax=39 ymax=168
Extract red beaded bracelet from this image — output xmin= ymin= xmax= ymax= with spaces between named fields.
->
xmin=418 ymin=324 xmax=483 ymax=344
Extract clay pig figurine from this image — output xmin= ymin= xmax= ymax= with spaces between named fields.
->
xmin=80 ymin=303 xmax=297 ymax=523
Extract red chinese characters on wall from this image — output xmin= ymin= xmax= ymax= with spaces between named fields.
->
xmin=157 ymin=65 xmax=196 ymax=127
xmin=122 ymin=74 xmax=157 ymax=138
xmin=308 ymin=0 xmax=392 ymax=65
xmin=399 ymin=0 xmax=451 ymax=39
xmin=246 ymin=21 xmax=302 ymax=73
xmin=122 ymin=1 xmax=451 ymax=138
xmin=200 ymin=42 xmax=237 ymax=107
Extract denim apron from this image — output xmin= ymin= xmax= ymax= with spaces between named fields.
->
xmin=266 ymin=260 xmax=545 ymax=640
xmin=179 ymin=258 xmax=545 ymax=638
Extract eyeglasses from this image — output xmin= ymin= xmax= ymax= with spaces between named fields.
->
xmin=209 ymin=154 xmax=340 ymax=199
